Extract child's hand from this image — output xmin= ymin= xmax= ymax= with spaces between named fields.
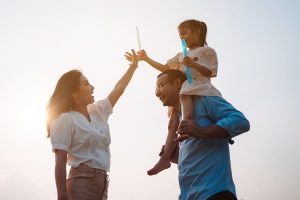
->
xmin=137 ymin=49 xmax=148 ymax=61
xmin=125 ymin=49 xmax=148 ymax=62
xmin=125 ymin=49 xmax=138 ymax=68
xmin=182 ymin=56 xmax=196 ymax=68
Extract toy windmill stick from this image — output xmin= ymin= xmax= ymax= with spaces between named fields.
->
xmin=181 ymin=39 xmax=192 ymax=84
xmin=136 ymin=26 xmax=142 ymax=51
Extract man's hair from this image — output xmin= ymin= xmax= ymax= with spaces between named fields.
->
xmin=157 ymin=69 xmax=187 ymax=84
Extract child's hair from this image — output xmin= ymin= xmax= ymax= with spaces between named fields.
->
xmin=178 ymin=19 xmax=207 ymax=47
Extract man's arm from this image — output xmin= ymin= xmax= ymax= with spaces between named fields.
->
xmin=177 ymin=119 xmax=229 ymax=141
xmin=177 ymin=98 xmax=250 ymax=141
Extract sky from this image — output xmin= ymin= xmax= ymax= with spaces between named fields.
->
xmin=0 ymin=0 xmax=299 ymax=199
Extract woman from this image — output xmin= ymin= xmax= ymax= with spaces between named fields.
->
xmin=46 ymin=50 xmax=138 ymax=200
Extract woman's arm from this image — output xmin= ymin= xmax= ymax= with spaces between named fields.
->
xmin=108 ymin=49 xmax=138 ymax=108
xmin=55 ymin=150 xmax=68 ymax=200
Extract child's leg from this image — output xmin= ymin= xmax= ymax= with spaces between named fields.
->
xmin=147 ymin=107 xmax=179 ymax=176
xmin=180 ymin=94 xmax=194 ymax=120
xmin=176 ymin=94 xmax=194 ymax=141
xmin=162 ymin=107 xmax=179 ymax=160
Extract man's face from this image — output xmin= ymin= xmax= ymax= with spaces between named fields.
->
xmin=155 ymin=74 xmax=180 ymax=107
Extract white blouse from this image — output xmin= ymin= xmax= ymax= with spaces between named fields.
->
xmin=50 ymin=98 xmax=113 ymax=171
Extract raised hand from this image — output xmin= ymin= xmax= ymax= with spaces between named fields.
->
xmin=137 ymin=49 xmax=148 ymax=61
xmin=125 ymin=49 xmax=138 ymax=68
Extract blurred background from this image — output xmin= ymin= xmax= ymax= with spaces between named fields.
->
xmin=0 ymin=0 xmax=299 ymax=199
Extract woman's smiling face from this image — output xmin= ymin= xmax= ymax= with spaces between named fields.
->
xmin=75 ymin=75 xmax=95 ymax=106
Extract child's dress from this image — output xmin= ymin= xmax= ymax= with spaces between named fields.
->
xmin=167 ymin=46 xmax=222 ymax=97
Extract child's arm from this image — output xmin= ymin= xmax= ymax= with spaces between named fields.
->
xmin=182 ymin=56 xmax=212 ymax=77
xmin=139 ymin=50 xmax=169 ymax=72
xmin=125 ymin=49 xmax=169 ymax=72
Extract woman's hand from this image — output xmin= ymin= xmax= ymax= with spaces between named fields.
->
xmin=130 ymin=49 xmax=139 ymax=68
xmin=124 ymin=49 xmax=138 ymax=68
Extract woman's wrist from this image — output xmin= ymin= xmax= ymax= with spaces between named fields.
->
xmin=130 ymin=63 xmax=138 ymax=70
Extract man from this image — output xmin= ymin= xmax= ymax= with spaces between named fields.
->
xmin=155 ymin=69 xmax=250 ymax=200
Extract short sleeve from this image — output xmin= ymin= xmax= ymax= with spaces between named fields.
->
xmin=167 ymin=53 xmax=181 ymax=70
xmin=50 ymin=114 xmax=73 ymax=153
xmin=199 ymin=47 xmax=218 ymax=77
xmin=93 ymin=98 xmax=113 ymax=122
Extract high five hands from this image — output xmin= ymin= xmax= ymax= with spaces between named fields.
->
xmin=125 ymin=50 xmax=148 ymax=62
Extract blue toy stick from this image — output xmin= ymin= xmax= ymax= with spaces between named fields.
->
xmin=181 ymin=39 xmax=192 ymax=84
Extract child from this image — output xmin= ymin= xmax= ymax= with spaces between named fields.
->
xmin=126 ymin=19 xmax=223 ymax=175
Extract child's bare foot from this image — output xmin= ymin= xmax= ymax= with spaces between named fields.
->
xmin=147 ymin=158 xmax=171 ymax=176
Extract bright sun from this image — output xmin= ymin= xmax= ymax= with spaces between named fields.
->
xmin=20 ymin=95 xmax=48 ymax=136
